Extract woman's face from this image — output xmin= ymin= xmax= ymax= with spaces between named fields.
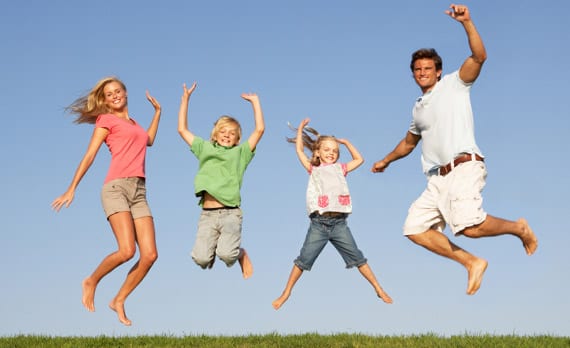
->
xmin=103 ymin=81 xmax=128 ymax=112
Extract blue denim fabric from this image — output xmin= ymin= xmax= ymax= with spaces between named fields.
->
xmin=294 ymin=214 xmax=367 ymax=271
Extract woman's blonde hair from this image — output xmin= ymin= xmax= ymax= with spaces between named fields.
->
xmin=210 ymin=115 xmax=242 ymax=144
xmin=287 ymin=124 xmax=338 ymax=166
xmin=66 ymin=77 xmax=127 ymax=124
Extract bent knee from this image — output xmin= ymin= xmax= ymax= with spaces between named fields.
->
xmin=193 ymin=255 xmax=214 ymax=269
xmin=141 ymin=251 xmax=158 ymax=265
xmin=217 ymin=251 xmax=239 ymax=266
xmin=117 ymin=247 xmax=137 ymax=262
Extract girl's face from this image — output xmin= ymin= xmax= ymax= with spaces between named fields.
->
xmin=317 ymin=139 xmax=339 ymax=164
xmin=103 ymin=81 xmax=128 ymax=112
xmin=215 ymin=124 xmax=239 ymax=147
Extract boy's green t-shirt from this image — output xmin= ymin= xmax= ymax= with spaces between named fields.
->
xmin=191 ymin=136 xmax=255 ymax=207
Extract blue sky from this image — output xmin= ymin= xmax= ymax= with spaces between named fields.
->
xmin=1 ymin=0 xmax=568 ymax=337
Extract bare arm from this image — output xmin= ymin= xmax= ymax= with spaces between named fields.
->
xmin=446 ymin=4 xmax=487 ymax=83
xmin=336 ymin=138 xmax=363 ymax=173
xmin=51 ymin=127 xmax=108 ymax=211
xmin=295 ymin=118 xmax=312 ymax=171
xmin=145 ymin=90 xmax=162 ymax=146
xmin=371 ymin=131 xmax=420 ymax=173
xmin=178 ymin=82 xmax=197 ymax=146
xmin=242 ymin=93 xmax=265 ymax=151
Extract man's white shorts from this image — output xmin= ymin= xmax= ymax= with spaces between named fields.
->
xmin=403 ymin=161 xmax=488 ymax=236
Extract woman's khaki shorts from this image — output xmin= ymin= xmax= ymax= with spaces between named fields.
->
xmin=101 ymin=177 xmax=152 ymax=219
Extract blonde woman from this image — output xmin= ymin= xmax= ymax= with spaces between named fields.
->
xmin=178 ymin=82 xmax=264 ymax=280
xmin=52 ymin=77 xmax=161 ymax=326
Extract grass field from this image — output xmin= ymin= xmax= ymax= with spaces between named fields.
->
xmin=1 ymin=333 xmax=569 ymax=348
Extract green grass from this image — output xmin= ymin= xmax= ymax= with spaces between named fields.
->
xmin=1 ymin=333 xmax=569 ymax=348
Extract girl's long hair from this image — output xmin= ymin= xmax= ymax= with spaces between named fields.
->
xmin=287 ymin=123 xmax=337 ymax=167
xmin=66 ymin=77 xmax=127 ymax=124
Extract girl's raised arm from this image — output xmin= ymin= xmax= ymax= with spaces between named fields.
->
xmin=295 ymin=118 xmax=312 ymax=171
xmin=337 ymin=138 xmax=364 ymax=173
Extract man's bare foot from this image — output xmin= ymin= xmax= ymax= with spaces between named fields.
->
xmin=238 ymin=248 xmax=253 ymax=279
xmin=466 ymin=258 xmax=488 ymax=295
xmin=272 ymin=292 xmax=290 ymax=310
xmin=376 ymin=288 xmax=393 ymax=304
xmin=109 ymin=299 xmax=132 ymax=326
xmin=518 ymin=218 xmax=538 ymax=255
xmin=82 ymin=277 xmax=96 ymax=312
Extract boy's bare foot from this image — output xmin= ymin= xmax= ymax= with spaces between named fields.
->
xmin=518 ymin=218 xmax=538 ymax=255
xmin=82 ymin=277 xmax=96 ymax=312
xmin=376 ymin=289 xmax=393 ymax=304
xmin=238 ymin=248 xmax=253 ymax=279
xmin=466 ymin=258 xmax=488 ymax=295
xmin=109 ymin=299 xmax=132 ymax=326
xmin=272 ymin=292 xmax=291 ymax=310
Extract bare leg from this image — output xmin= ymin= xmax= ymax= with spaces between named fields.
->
xmin=357 ymin=263 xmax=393 ymax=304
xmin=238 ymin=248 xmax=253 ymax=279
xmin=408 ymin=229 xmax=488 ymax=295
xmin=82 ymin=212 xmax=137 ymax=313
xmin=462 ymin=216 xmax=538 ymax=255
xmin=109 ymin=216 xmax=158 ymax=326
xmin=272 ymin=265 xmax=303 ymax=310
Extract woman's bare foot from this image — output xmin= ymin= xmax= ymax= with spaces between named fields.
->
xmin=272 ymin=291 xmax=291 ymax=310
xmin=466 ymin=258 xmax=488 ymax=295
xmin=518 ymin=218 xmax=538 ymax=255
xmin=109 ymin=298 xmax=132 ymax=326
xmin=82 ymin=277 xmax=96 ymax=312
xmin=238 ymin=248 xmax=253 ymax=279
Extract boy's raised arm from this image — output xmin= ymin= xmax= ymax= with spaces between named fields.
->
xmin=178 ymin=82 xmax=197 ymax=146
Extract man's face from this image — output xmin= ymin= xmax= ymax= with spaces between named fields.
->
xmin=413 ymin=58 xmax=442 ymax=93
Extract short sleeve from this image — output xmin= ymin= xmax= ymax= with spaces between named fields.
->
xmin=190 ymin=136 xmax=205 ymax=157
xmin=340 ymin=163 xmax=348 ymax=176
xmin=95 ymin=114 xmax=115 ymax=130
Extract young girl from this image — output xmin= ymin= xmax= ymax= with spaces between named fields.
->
xmin=51 ymin=77 xmax=162 ymax=326
xmin=272 ymin=118 xmax=393 ymax=310
xmin=178 ymin=82 xmax=264 ymax=279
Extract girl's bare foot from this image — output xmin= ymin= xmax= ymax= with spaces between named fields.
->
xmin=272 ymin=292 xmax=291 ymax=310
xmin=376 ymin=288 xmax=393 ymax=304
xmin=466 ymin=258 xmax=488 ymax=295
xmin=518 ymin=218 xmax=538 ymax=255
xmin=238 ymin=248 xmax=253 ymax=279
xmin=109 ymin=299 xmax=132 ymax=326
xmin=82 ymin=277 xmax=96 ymax=312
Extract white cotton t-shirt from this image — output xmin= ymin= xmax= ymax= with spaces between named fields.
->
xmin=409 ymin=71 xmax=484 ymax=174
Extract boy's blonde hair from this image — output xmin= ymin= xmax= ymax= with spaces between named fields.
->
xmin=210 ymin=115 xmax=242 ymax=144
xmin=66 ymin=76 xmax=127 ymax=124
xmin=287 ymin=124 xmax=339 ymax=167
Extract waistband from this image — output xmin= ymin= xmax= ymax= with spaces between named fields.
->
xmin=309 ymin=211 xmax=348 ymax=218
xmin=431 ymin=153 xmax=484 ymax=176
xmin=202 ymin=206 xmax=239 ymax=211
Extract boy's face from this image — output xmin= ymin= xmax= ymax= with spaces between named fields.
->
xmin=215 ymin=124 xmax=239 ymax=147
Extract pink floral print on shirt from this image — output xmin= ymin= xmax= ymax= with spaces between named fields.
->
xmin=338 ymin=195 xmax=351 ymax=206
xmin=318 ymin=195 xmax=329 ymax=208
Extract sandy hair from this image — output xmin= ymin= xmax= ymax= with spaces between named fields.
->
xmin=66 ymin=77 xmax=127 ymax=124
xmin=210 ymin=115 xmax=242 ymax=144
xmin=286 ymin=124 xmax=338 ymax=167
